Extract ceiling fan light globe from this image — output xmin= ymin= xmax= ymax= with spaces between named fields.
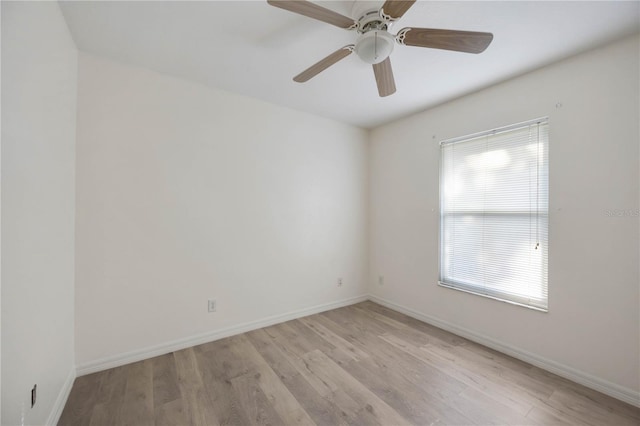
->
xmin=355 ymin=30 xmax=395 ymax=64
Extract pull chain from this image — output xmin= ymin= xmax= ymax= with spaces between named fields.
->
xmin=374 ymin=31 xmax=378 ymax=61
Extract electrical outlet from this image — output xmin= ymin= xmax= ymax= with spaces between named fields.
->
xmin=378 ymin=275 xmax=384 ymax=286
xmin=31 ymin=384 xmax=37 ymax=408
xmin=337 ymin=278 xmax=343 ymax=287
xmin=208 ymin=299 xmax=217 ymax=312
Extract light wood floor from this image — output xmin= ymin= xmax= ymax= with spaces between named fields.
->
xmin=59 ymin=302 xmax=640 ymax=426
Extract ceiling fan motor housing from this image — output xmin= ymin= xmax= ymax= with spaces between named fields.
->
xmin=352 ymin=8 xmax=395 ymax=65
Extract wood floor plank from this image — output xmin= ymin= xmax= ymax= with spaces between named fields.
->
xmin=451 ymin=386 xmax=534 ymax=425
xmin=317 ymin=317 xmax=477 ymax=425
xmin=154 ymin=398 xmax=188 ymax=426
xmin=298 ymin=316 xmax=371 ymax=361
xmin=150 ymin=353 xmax=181 ymax=408
xmin=59 ymin=302 xmax=640 ymax=426
xmin=340 ymin=351 xmax=474 ymax=425
xmin=422 ymin=332 xmax=557 ymax=404
xmin=351 ymin=304 xmax=414 ymax=331
xmin=442 ymin=339 xmax=552 ymax=393
xmin=351 ymin=305 xmax=434 ymax=347
xmin=196 ymin=335 xmax=255 ymax=379
xmin=230 ymin=371 xmax=286 ymax=426
xmin=552 ymin=376 xmax=640 ymax=422
xmin=194 ymin=350 xmax=253 ymax=426
xmin=256 ymin=328 xmax=381 ymax=424
xmin=246 ymin=329 xmax=350 ymax=426
xmin=424 ymin=342 xmax=552 ymax=408
xmin=87 ymin=402 xmax=115 ymax=426
xmin=88 ymin=368 xmax=128 ymax=425
xmin=253 ymin=365 xmax=316 ymax=426
xmin=277 ymin=320 xmax=338 ymax=357
xmin=379 ymin=332 xmax=536 ymax=415
xmin=322 ymin=305 xmax=391 ymax=337
xmin=260 ymin=323 xmax=315 ymax=360
xmin=116 ymin=359 xmax=154 ymax=426
xmin=311 ymin=310 xmax=377 ymax=353
xmin=224 ymin=333 xmax=317 ymax=425
xmin=359 ymin=302 xmax=468 ymax=346
xmin=542 ymin=388 xmax=640 ymax=426
xmin=301 ymin=349 xmax=412 ymax=425
xmin=59 ymin=372 xmax=108 ymax=426
xmin=173 ymin=348 xmax=221 ymax=426
xmin=525 ymin=405 xmax=586 ymax=426
xmin=319 ymin=309 xmax=469 ymax=401
xmin=245 ymin=328 xmax=307 ymax=383
xmin=262 ymin=321 xmax=359 ymax=384
xmin=265 ymin=333 xmax=341 ymax=397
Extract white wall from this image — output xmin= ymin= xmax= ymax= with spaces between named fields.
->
xmin=3 ymin=3 xmax=635 ymax=418
xmin=370 ymin=34 xmax=640 ymax=400
xmin=75 ymin=54 xmax=369 ymax=367
xmin=1 ymin=2 xmax=78 ymax=425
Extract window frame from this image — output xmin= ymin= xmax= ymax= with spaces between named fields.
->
xmin=438 ymin=118 xmax=549 ymax=312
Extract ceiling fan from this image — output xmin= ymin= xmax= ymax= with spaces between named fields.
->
xmin=267 ymin=0 xmax=494 ymax=97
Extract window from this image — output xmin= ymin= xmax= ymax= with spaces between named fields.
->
xmin=439 ymin=118 xmax=549 ymax=311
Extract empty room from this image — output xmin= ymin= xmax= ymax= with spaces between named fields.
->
xmin=2 ymin=0 xmax=639 ymax=425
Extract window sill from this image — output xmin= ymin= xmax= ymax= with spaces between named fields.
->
xmin=438 ymin=281 xmax=548 ymax=313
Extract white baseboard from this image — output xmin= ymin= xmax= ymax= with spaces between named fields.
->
xmin=74 ymin=292 xmax=639 ymax=409
xmin=368 ymin=294 xmax=640 ymax=408
xmin=47 ymin=366 xmax=76 ymax=426
xmin=76 ymin=294 xmax=368 ymax=376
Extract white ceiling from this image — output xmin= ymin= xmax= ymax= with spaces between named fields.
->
xmin=59 ymin=1 xmax=640 ymax=129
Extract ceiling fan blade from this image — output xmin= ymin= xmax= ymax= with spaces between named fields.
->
xmin=380 ymin=0 xmax=416 ymax=21
xmin=294 ymin=45 xmax=354 ymax=83
xmin=373 ymin=57 xmax=396 ymax=97
xmin=267 ymin=0 xmax=357 ymax=29
xmin=397 ymin=28 xmax=493 ymax=53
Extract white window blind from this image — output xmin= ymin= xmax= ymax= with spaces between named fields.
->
xmin=439 ymin=118 xmax=549 ymax=311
